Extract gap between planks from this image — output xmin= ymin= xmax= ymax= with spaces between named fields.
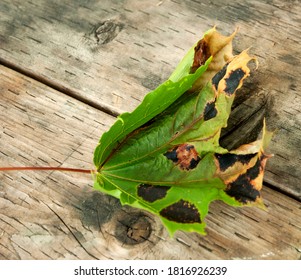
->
xmin=0 ymin=57 xmax=120 ymax=117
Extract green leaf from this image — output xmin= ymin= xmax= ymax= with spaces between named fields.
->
xmin=93 ymin=28 xmax=272 ymax=236
xmin=93 ymin=53 xmax=212 ymax=169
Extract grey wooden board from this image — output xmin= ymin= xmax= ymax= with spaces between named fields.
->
xmin=0 ymin=0 xmax=300 ymax=198
xmin=0 ymin=66 xmax=300 ymax=259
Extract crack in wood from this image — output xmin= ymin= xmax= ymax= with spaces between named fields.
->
xmin=42 ymin=201 xmax=99 ymax=260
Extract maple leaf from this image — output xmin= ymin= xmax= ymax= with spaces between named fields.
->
xmin=93 ymin=27 xmax=272 ymax=236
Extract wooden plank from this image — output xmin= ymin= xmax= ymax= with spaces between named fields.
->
xmin=0 ymin=66 xmax=300 ymax=259
xmin=0 ymin=65 xmax=114 ymax=259
xmin=0 ymin=0 xmax=300 ymax=199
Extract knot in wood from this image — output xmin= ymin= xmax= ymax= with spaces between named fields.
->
xmin=115 ymin=213 xmax=152 ymax=245
xmin=93 ymin=20 xmax=124 ymax=45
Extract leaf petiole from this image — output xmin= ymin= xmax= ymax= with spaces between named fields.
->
xmin=0 ymin=166 xmax=95 ymax=173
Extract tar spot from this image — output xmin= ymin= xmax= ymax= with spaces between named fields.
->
xmin=137 ymin=184 xmax=171 ymax=203
xmin=247 ymin=158 xmax=261 ymax=180
xmin=224 ymin=68 xmax=246 ymax=95
xmin=190 ymin=39 xmax=211 ymax=73
xmin=164 ymin=148 xmax=178 ymax=163
xmin=225 ymin=156 xmax=266 ymax=204
xmin=160 ymin=199 xmax=201 ymax=223
xmin=164 ymin=144 xmax=201 ymax=170
xmin=188 ymin=158 xmax=199 ymax=169
xmin=247 ymin=154 xmax=268 ymax=180
xmin=212 ymin=63 xmax=228 ymax=89
xmin=204 ymin=101 xmax=218 ymax=121
xmin=215 ymin=153 xmax=257 ymax=172
xmin=226 ymin=173 xmax=260 ymax=204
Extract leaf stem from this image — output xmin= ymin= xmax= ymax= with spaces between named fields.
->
xmin=0 ymin=166 xmax=95 ymax=174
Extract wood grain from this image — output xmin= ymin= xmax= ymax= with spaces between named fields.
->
xmin=0 ymin=66 xmax=300 ymax=260
xmin=0 ymin=0 xmax=300 ymax=199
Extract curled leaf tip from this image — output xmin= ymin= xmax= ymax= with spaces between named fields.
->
xmin=211 ymin=49 xmax=257 ymax=97
xmin=261 ymin=118 xmax=274 ymax=152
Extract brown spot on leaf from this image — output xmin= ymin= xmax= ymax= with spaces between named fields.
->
xmin=190 ymin=39 xmax=211 ymax=73
xmin=164 ymin=144 xmax=201 ymax=170
xmin=160 ymin=199 xmax=201 ymax=223
xmin=224 ymin=68 xmax=246 ymax=95
xmin=204 ymin=101 xmax=218 ymax=121
xmin=215 ymin=153 xmax=257 ymax=172
xmin=137 ymin=184 xmax=171 ymax=203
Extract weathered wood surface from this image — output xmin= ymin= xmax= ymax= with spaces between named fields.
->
xmin=0 ymin=0 xmax=301 ymax=259
xmin=0 ymin=0 xmax=300 ymax=199
xmin=0 ymin=66 xmax=300 ymax=260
